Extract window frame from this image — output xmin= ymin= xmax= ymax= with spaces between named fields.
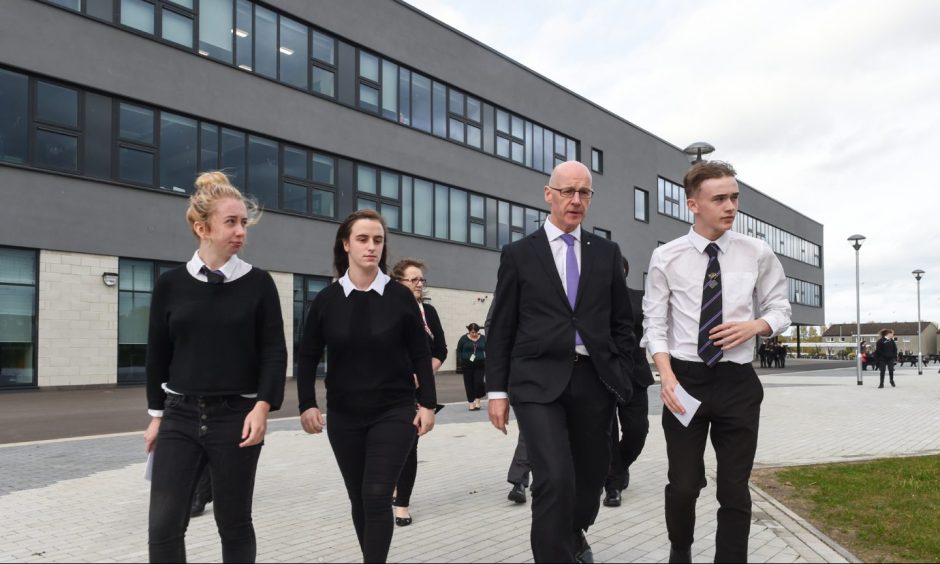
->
xmin=0 ymin=245 xmax=40 ymax=390
xmin=590 ymin=147 xmax=603 ymax=174
xmin=634 ymin=186 xmax=649 ymax=223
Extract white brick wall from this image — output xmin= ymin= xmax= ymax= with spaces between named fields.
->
xmin=424 ymin=286 xmax=493 ymax=372
xmin=37 ymin=251 xmax=118 ymax=387
xmin=269 ymin=271 xmax=295 ymax=377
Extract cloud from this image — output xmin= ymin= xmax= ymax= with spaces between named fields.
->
xmin=405 ymin=0 xmax=940 ymax=325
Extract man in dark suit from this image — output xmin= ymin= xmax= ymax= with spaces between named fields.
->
xmin=603 ymin=258 xmax=654 ymax=507
xmin=487 ymin=160 xmax=635 ymax=563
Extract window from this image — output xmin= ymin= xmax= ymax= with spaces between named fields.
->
xmin=247 ymin=135 xmax=278 ymax=209
xmin=357 ymin=51 xmax=381 ymax=114
xmin=0 ymin=69 xmax=28 ymax=164
xmin=234 ymin=0 xmax=252 ymax=70
xmin=279 ymin=16 xmax=307 ymax=88
xmin=657 ymin=177 xmax=692 ymax=224
xmin=0 ymin=247 xmax=37 ymax=388
xmin=117 ymin=102 xmax=155 ymax=186
xmin=117 ymin=258 xmax=180 ymax=384
xmin=121 ymin=0 xmax=154 ymax=34
xmin=495 ymin=108 xmax=575 ymax=173
xmin=355 ymin=164 xmax=400 ymax=228
xmin=786 ymin=277 xmax=822 ymax=308
xmin=281 ymin=147 xmax=335 ymax=218
xmin=198 ymin=0 xmax=233 ymax=63
xmin=253 ymin=4 xmax=277 ymax=78
xmin=293 ymin=274 xmax=330 ymax=375
xmin=34 ymin=81 xmax=81 ymax=172
xmin=634 ymin=187 xmax=649 ymax=222
xmin=447 ymin=88 xmax=482 ymax=149
xmin=159 ymin=112 xmax=197 ymax=193
xmin=591 ymin=148 xmax=603 ymax=173
xmin=311 ymin=30 xmax=336 ymax=97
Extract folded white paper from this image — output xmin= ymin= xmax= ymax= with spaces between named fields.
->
xmin=671 ymin=383 xmax=702 ymax=428
xmin=144 ymin=452 xmax=153 ymax=481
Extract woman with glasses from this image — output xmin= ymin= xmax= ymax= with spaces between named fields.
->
xmin=297 ymin=210 xmax=436 ymax=563
xmin=390 ymin=258 xmax=447 ymax=527
xmin=456 ymin=323 xmax=487 ymax=411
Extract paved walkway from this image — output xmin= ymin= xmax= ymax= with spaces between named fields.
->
xmin=2 ymin=364 xmax=938 ymax=562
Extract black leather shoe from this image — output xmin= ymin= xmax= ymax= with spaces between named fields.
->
xmin=890 ymin=380 xmax=896 ymax=387
xmin=508 ymin=483 xmax=526 ymax=504
xmin=395 ymin=516 xmax=412 ymax=527
xmin=668 ymin=545 xmax=692 ymax=563
xmin=190 ymin=494 xmax=211 ymax=517
xmin=575 ymin=530 xmax=594 ymax=563
xmin=603 ymin=488 xmax=621 ymax=507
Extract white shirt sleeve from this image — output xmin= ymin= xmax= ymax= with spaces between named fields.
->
xmin=148 ymin=409 xmax=164 ymax=418
xmin=487 ymin=391 xmax=509 ymax=400
xmin=641 ymin=249 xmax=671 ymax=356
xmin=756 ymin=243 xmax=792 ymax=337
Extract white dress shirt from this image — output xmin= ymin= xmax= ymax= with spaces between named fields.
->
xmin=489 ymin=219 xmax=588 ymax=401
xmin=148 ymin=251 xmax=255 ymax=417
xmin=338 ymin=269 xmax=391 ymax=296
xmin=641 ymin=226 xmax=791 ymax=364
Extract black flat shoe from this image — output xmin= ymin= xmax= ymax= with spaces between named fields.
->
xmin=508 ymin=483 xmax=527 ymax=504
xmin=395 ymin=516 xmax=412 ymax=527
xmin=602 ymin=488 xmax=621 ymax=507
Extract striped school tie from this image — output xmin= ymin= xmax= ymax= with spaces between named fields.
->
xmin=698 ymin=243 xmax=723 ymax=367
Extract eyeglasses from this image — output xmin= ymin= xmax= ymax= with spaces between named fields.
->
xmin=401 ymin=277 xmax=427 ymax=285
xmin=548 ymin=186 xmax=595 ymax=200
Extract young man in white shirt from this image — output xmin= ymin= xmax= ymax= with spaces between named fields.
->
xmin=642 ymin=161 xmax=791 ymax=563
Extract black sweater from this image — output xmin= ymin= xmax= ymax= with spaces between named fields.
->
xmin=421 ymin=303 xmax=448 ymax=363
xmin=145 ymin=266 xmax=287 ymax=411
xmin=297 ymin=280 xmax=437 ymax=413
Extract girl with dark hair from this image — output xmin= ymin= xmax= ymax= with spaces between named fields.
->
xmin=389 ymin=258 xmax=447 ymax=527
xmin=456 ymin=323 xmax=486 ymax=411
xmin=297 ymin=209 xmax=437 ymax=563
xmin=144 ymin=171 xmax=287 ymax=563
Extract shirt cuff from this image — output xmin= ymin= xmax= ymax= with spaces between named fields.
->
xmin=645 ymin=339 xmax=670 ymax=357
xmin=487 ymin=391 xmax=509 ymax=400
xmin=760 ymin=313 xmax=790 ymax=338
xmin=148 ymin=409 xmax=164 ymax=418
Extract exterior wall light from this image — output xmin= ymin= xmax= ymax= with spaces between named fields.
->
xmin=102 ymin=272 xmax=119 ymax=287
xmin=682 ymin=142 xmax=715 ymax=164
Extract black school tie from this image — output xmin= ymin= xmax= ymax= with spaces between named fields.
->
xmin=199 ymin=266 xmax=225 ymax=285
xmin=698 ymin=243 xmax=723 ymax=366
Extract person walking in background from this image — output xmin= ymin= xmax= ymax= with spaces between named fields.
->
xmin=643 ymin=161 xmax=791 ymax=563
xmin=757 ymin=342 xmax=767 ymax=368
xmin=603 ymin=258 xmax=654 ymax=508
xmin=457 ymin=323 xmax=487 ymax=411
xmin=297 ymin=210 xmax=437 ymax=564
xmin=144 ymin=171 xmax=287 ymax=563
xmin=875 ymin=328 xmax=898 ymax=388
xmin=390 ymin=258 xmax=447 ymax=527
xmin=487 ymin=160 xmax=635 ymax=563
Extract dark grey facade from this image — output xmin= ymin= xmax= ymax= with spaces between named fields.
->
xmin=0 ymin=0 xmax=824 ymax=388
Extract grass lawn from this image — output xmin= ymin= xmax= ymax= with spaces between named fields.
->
xmin=751 ymin=454 xmax=940 ymax=563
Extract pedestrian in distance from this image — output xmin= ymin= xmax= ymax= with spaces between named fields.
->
xmin=390 ymin=258 xmax=447 ymax=527
xmin=144 ymin=171 xmax=287 ymax=563
xmin=642 ymin=160 xmax=791 ymax=563
xmin=487 ymin=160 xmax=636 ymax=563
xmin=875 ymin=328 xmax=898 ymax=388
xmin=297 ymin=209 xmax=437 ymax=564
xmin=603 ymin=258 xmax=654 ymax=508
xmin=457 ymin=323 xmax=487 ymax=411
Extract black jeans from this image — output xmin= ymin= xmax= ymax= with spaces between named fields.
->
xmin=878 ymin=360 xmax=895 ymax=385
xmin=149 ymin=395 xmax=262 ymax=563
xmin=606 ymin=385 xmax=650 ymax=491
xmin=513 ymin=360 xmax=615 ymax=563
xmin=393 ymin=436 xmax=418 ymax=508
xmin=663 ymin=358 xmax=763 ymax=563
xmin=462 ymin=361 xmax=486 ymax=402
xmin=327 ymin=405 xmax=417 ymax=564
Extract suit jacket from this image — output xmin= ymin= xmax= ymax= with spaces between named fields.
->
xmin=628 ymin=287 xmax=655 ymax=388
xmin=487 ymin=227 xmax=635 ymax=405
xmin=875 ymin=337 xmax=898 ymax=361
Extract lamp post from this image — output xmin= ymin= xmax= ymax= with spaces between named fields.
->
xmin=682 ymin=142 xmax=715 ymax=164
xmin=913 ymin=269 xmax=925 ymax=375
xmin=848 ymin=234 xmax=866 ymax=385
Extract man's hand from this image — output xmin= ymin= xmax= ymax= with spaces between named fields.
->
xmin=709 ymin=319 xmax=771 ymax=351
xmin=144 ymin=417 xmax=161 ymax=453
xmin=413 ymin=406 xmax=436 ymax=436
xmin=239 ymin=401 xmax=270 ymax=448
xmin=300 ymin=407 xmax=325 ymax=434
xmin=488 ymin=398 xmax=509 ymax=434
xmin=659 ymin=371 xmax=687 ymax=415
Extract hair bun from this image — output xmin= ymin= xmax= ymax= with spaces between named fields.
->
xmin=194 ymin=170 xmax=232 ymax=193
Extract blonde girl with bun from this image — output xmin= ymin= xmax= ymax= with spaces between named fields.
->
xmin=144 ymin=171 xmax=287 ymax=563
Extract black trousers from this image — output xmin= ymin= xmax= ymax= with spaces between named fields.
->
xmin=506 ymin=429 xmax=530 ymax=487
xmin=513 ymin=359 xmax=615 ymax=563
xmin=149 ymin=395 xmax=262 ymax=563
xmin=327 ymin=405 xmax=417 ymax=564
xmin=606 ymin=384 xmax=650 ymax=491
xmin=393 ymin=436 xmax=418 ymax=508
xmin=663 ymin=358 xmax=763 ymax=563
xmin=462 ymin=361 xmax=486 ymax=402
xmin=878 ymin=360 xmax=896 ymax=385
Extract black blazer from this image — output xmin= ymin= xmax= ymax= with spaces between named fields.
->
xmin=486 ymin=227 xmax=635 ymax=405
xmin=628 ymin=288 xmax=655 ymax=388
xmin=875 ymin=337 xmax=897 ymax=362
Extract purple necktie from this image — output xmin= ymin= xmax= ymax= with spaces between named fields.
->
xmin=560 ymin=233 xmax=583 ymax=347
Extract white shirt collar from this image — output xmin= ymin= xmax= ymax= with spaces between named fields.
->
xmin=338 ymin=269 xmax=391 ymax=297
xmin=186 ymin=250 xmax=244 ymax=281
xmin=688 ymin=226 xmax=732 ymax=255
xmin=543 ymin=218 xmax=582 ymax=243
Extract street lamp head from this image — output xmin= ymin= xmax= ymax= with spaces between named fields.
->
xmin=847 ymin=234 xmax=866 ymax=251
xmin=913 ymin=269 xmax=925 ymax=281
xmin=682 ymin=142 xmax=715 ymax=164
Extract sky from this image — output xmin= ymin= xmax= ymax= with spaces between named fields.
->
xmin=404 ymin=0 xmax=940 ymax=328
